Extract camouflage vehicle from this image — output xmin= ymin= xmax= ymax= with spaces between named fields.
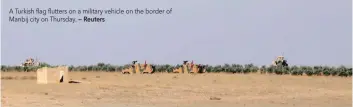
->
xmin=122 ymin=60 xmax=155 ymax=74
xmin=22 ymin=57 xmax=40 ymax=67
xmin=141 ymin=62 xmax=156 ymax=74
xmin=172 ymin=60 xmax=189 ymax=73
xmin=172 ymin=60 xmax=206 ymax=73
xmin=189 ymin=64 xmax=207 ymax=73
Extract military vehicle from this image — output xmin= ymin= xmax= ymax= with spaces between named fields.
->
xmin=172 ymin=60 xmax=206 ymax=73
xmin=22 ymin=57 xmax=40 ymax=67
xmin=122 ymin=60 xmax=155 ymax=74
xmin=272 ymin=56 xmax=288 ymax=67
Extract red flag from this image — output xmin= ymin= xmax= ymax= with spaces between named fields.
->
xmin=191 ymin=60 xmax=194 ymax=67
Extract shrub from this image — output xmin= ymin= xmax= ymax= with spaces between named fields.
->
xmin=243 ymin=64 xmax=254 ymax=74
xmin=313 ymin=66 xmax=323 ymax=76
xmin=223 ymin=64 xmax=231 ymax=73
xmin=24 ymin=66 xmax=38 ymax=72
xmin=322 ymin=69 xmax=331 ymax=76
xmin=348 ymin=68 xmax=352 ymax=76
xmin=39 ymin=62 xmax=51 ymax=67
xmin=282 ymin=66 xmax=290 ymax=75
xmin=1 ymin=65 xmax=6 ymax=71
xmin=68 ymin=65 xmax=74 ymax=71
xmin=330 ymin=67 xmax=339 ymax=76
xmin=338 ymin=71 xmax=348 ymax=77
xmin=14 ymin=66 xmax=24 ymax=72
xmin=205 ymin=65 xmax=213 ymax=73
xmin=274 ymin=67 xmax=283 ymax=75
xmin=337 ymin=66 xmax=349 ymax=77
xmin=301 ymin=66 xmax=314 ymax=76
xmin=251 ymin=66 xmax=259 ymax=73
xmin=231 ymin=64 xmax=243 ymax=73
xmin=213 ymin=65 xmax=223 ymax=73
xmin=266 ymin=65 xmax=276 ymax=74
xmin=260 ymin=65 xmax=266 ymax=74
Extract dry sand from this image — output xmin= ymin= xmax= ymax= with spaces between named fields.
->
xmin=1 ymin=72 xmax=352 ymax=107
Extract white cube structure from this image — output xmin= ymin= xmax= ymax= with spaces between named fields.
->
xmin=37 ymin=66 xmax=69 ymax=84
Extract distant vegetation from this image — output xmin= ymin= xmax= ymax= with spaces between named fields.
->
xmin=1 ymin=63 xmax=352 ymax=77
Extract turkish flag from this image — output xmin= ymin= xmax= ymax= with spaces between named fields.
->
xmin=191 ymin=60 xmax=194 ymax=67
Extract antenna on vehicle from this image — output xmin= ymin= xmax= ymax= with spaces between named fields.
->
xmin=35 ymin=56 xmax=38 ymax=66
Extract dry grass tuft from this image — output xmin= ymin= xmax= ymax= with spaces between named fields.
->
xmin=20 ymin=76 xmax=36 ymax=80
xmin=209 ymin=96 xmax=221 ymax=100
xmin=1 ymin=76 xmax=36 ymax=80
xmin=1 ymin=76 xmax=14 ymax=80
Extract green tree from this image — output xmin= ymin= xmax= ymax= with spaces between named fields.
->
xmin=337 ymin=66 xmax=348 ymax=77
xmin=39 ymin=62 xmax=51 ymax=67
xmin=260 ymin=65 xmax=266 ymax=74
xmin=231 ymin=64 xmax=243 ymax=73
xmin=223 ymin=64 xmax=231 ymax=73
xmin=266 ymin=65 xmax=276 ymax=74
xmin=68 ymin=65 xmax=74 ymax=72
xmin=290 ymin=66 xmax=303 ymax=75
xmin=1 ymin=65 xmax=7 ymax=71
xmin=302 ymin=66 xmax=314 ymax=76
xmin=14 ymin=66 xmax=24 ymax=72
xmin=243 ymin=64 xmax=254 ymax=74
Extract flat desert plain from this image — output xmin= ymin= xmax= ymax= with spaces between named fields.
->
xmin=1 ymin=72 xmax=352 ymax=107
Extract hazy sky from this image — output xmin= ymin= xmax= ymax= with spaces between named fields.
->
xmin=1 ymin=0 xmax=352 ymax=66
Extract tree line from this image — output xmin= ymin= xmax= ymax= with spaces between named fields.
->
xmin=1 ymin=62 xmax=351 ymax=77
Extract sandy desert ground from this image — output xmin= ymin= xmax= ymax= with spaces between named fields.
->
xmin=1 ymin=72 xmax=352 ymax=107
